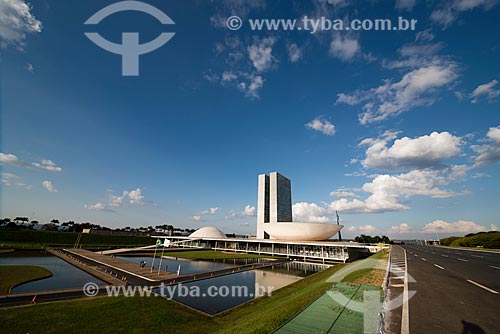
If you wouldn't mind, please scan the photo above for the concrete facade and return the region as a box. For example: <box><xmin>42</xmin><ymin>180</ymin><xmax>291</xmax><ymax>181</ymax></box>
<box><xmin>258</xmin><ymin>172</ymin><xmax>292</xmax><ymax>239</ymax></box>
<box><xmin>269</xmin><ymin>172</ymin><xmax>293</xmax><ymax>223</ymax></box>
<box><xmin>256</xmin><ymin>171</ymin><xmax>344</xmax><ymax>241</ymax></box>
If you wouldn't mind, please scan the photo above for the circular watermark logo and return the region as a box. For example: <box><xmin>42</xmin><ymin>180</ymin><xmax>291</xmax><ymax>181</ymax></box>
<box><xmin>226</xmin><ymin>16</ymin><xmax>243</xmax><ymax>30</ymax></box>
<box><xmin>83</xmin><ymin>282</ymin><xmax>99</xmax><ymax>297</ymax></box>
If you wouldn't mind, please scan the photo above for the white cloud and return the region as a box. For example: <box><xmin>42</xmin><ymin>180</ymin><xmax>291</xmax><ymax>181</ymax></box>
<box><xmin>192</xmin><ymin>215</ymin><xmax>202</xmax><ymax>222</ymax></box>
<box><xmin>360</xmin><ymin>131</ymin><xmax>462</xmax><ymax>170</ymax></box>
<box><xmin>0</xmin><ymin>0</ymin><xmax>42</xmax><ymax>49</ymax></box>
<box><xmin>287</xmin><ymin>43</ymin><xmax>302</xmax><ymax>63</ymax></box>
<box><xmin>108</xmin><ymin>188</ymin><xmax>149</xmax><ymax>207</ymax></box>
<box><xmin>473</xmin><ymin>125</ymin><xmax>500</xmax><ymax>167</ymax></box>
<box><xmin>242</xmin><ymin>205</ymin><xmax>256</xmax><ymax>216</ymax></box>
<box><xmin>41</xmin><ymin>180</ymin><xmax>57</xmax><ymax>192</ymax></box>
<box><xmin>330</xmin><ymin>190</ymin><xmax>358</xmax><ymax>198</ymax></box>
<box><xmin>26</xmin><ymin>62</ymin><xmax>34</xmax><ymax>72</ymax></box>
<box><xmin>0</xmin><ymin>153</ymin><xmax>62</xmax><ymax>172</ymax></box>
<box><xmin>422</xmin><ymin>219</ymin><xmax>487</xmax><ymax>233</ymax></box>
<box><xmin>1</xmin><ymin>172</ymin><xmax>31</xmax><ymax>189</ymax></box>
<box><xmin>337</xmin><ymin>63</ymin><xmax>458</xmax><ymax>124</ymax></box>
<box><xmin>395</xmin><ymin>0</ymin><xmax>416</xmax><ymax>11</ymax></box>
<box><xmin>329</xmin><ymin>35</ymin><xmax>360</xmax><ymax>62</ymax></box>
<box><xmin>84</xmin><ymin>202</ymin><xmax>115</xmax><ymax>212</ymax></box>
<box><xmin>431</xmin><ymin>0</ymin><xmax>499</xmax><ymax>28</ymax></box>
<box><xmin>305</xmin><ymin>117</ymin><xmax>336</xmax><ymax>136</ymax></box>
<box><xmin>347</xmin><ymin>224</ymin><xmax>378</xmax><ymax>233</ymax></box>
<box><xmin>388</xmin><ymin>223</ymin><xmax>411</xmax><ymax>234</ymax></box>
<box><xmin>238</xmin><ymin>75</ymin><xmax>264</xmax><ymax>99</ymax></box>
<box><xmin>87</xmin><ymin>188</ymin><xmax>153</xmax><ymax>210</ymax></box>
<box><xmin>200</xmin><ymin>207</ymin><xmax>219</xmax><ymax>215</ymax></box>
<box><xmin>292</xmin><ymin>202</ymin><xmax>330</xmax><ymax>223</ymax></box>
<box><xmin>470</xmin><ymin>79</ymin><xmax>500</xmax><ymax>103</ymax></box>
<box><xmin>329</xmin><ymin>168</ymin><xmax>466</xmax><ymax>214</ymax></box>
<box><xmin>415</xmin><ymin>29</ymin><xmax>435</xmax><ymax>42</ymax></box>
<box><xmin>226</xmin><ymin>205</ymin><xmax>256</xmax><ymax>220</ymax></box>
<box><xmin>248</xmin><ymin>37</ymin><xmax>276</xmax><ymax>72</ymax></box>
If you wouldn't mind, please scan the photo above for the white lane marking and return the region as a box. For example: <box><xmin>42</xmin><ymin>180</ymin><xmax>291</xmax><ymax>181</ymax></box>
<box><xmin>414</xmin><ymin>254</ymin><xmax>418</xmax><ymax>257</ymax></box>
<box><xmin>466</xmin><ymin>280</ymin><xmax>499</xmax><ymax>294</ymax></box>
<box><xmin>471</xmin><ymin>255</ymin><xmax>483</xmax><ymax>258</ymax></box>
<box><xmin>390</xmin><ymin>284</ymin><xmax>404</xmax><ymax>288</ymax></box>
<box><xmin>421</xmin><ymin>258</ymin><xmax>426</xmax><ymax>261</ymax></box>
<box><xmin>489</xmin><ymin>265</ymin><xmax>500</xmax><ymax>270</ymax></box>
<box><xmin>401</xmin><ymin>246</ymin><xmax>410</xmax><ymax>334</ymax></box>
<box><xmin>457</xmin><ymin>258</ymin><xmax>468</xmax><ymax>262</ymax></box>
<box><xmin>431</xmin><ymin>252</ymin><xmax>436</xmax><ymax>254</ymax></box>
<box><xmin>441</xmin><ymin>255</ymin><xmax>449</xmax><ymax>257</ymax></box>
<box><xmin>434</xmin><ymin>264</ymin><xmax>445</xmax><ymax>270</ymax></box>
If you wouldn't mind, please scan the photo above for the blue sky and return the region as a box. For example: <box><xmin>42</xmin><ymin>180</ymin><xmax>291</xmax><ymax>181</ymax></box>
<box><xmin>1</xmin><ymin>0</ymin><xmax>499</xmax><ymax>239</ymax></box>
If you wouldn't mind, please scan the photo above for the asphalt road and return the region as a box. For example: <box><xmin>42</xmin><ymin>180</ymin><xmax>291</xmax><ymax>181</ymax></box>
<box><xmin>388</xmin><ymin>245</ymin><xmax>500</xmax><ymax>334</ymax></box>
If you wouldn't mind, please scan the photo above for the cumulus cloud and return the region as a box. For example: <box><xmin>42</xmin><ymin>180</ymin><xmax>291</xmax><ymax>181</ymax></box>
<box><xmin>205</xmin><ymin>34</ymin><xmax>272</xmax><ymax>99</ymax></box>
<box><xmin>192</xmin><ymin>215</ymin><xmax>203</xmax><ymax>222</ymax></box>
<box><xmin>473</xmin><ymin>125</ymin><xmax>500</xmax><ymax>167</ymax></box>
<box><xmin>388</xmin><ymin>223</ymin><xmax>411</xmax><ymax>234</ymax></box>
<box><xmin>422</xmin><ymin>219</ymin><xmax>488</xmax><ymax>233</ymax></box>
<box><xmin>347</xmin><ymin>224</ymin><xmax>377</xmax><ymax>233</ymax></box>
<box><xmin>431</xmin><ymin>0</ymin><xmax>499</xmax><ymax>29</ymax></box>
<box><xmin>292</xmin><ymin>202</ymin><xmax>330</xmax><ymax>223</ymax></box>
<box><xmin>329</xmin><ymin>168</ymin><xmax>467</xmax><ymax>214</ymax></box>
<box><xmin>200</xmin><ymin>207</ymin><xmax>219</xmax><ymax>215</ymax></box>
<box><xmin>0</xmin><ymin>0</ymin><xmax>42</xmax><ymax>49</ymax></box>
<box><xmin>248</xmin><ymin>37</ymin><xmax>276</xmax><ymax>72</ymax></box>
<box><xmin>41</xmin><ymin>180</ymin><xmax>57</xmax><ymax>192</ymax></box>
<box><xmin>226</xmin><ymin>205</ymin><xmax>256</xmax><ymax>220</ymax></box>
<box><xmin>305</xmin><ymin>117</ymin><xmax>336</xmax><ymax>136</ymax></box>
<box><xmin>108</xmin><ymin>188</ymin><xmax>145</xmax><ymax>207</ymax></box>
<box><xmin>86</xmin><ymin>188</ymin><xmax>153</xmax><ymax>212</ymax></box>
<box><xmin>238</xmin><ymin>75</ymin><xmax>264</xmax><ymax>99</ymax></box>
<box><xmin>329</xmin><ymin>34</ymin><xmax>360</xmax><ymax>62</ymax></box>
<box><xmin>360</xmin><ymin>131</ymin><xmax>462</xmax><ymax>170</ymax></box>
<box><xmin>0</xmin><ymin>153</ymin><xmax>62</xmax><ymax>172</ymax></box>
<box><xmin>470</xmin><ymin>79</ymin><xmax>500</xmax><ymax>103</ymax></box>
<box><xmin>337</xmin><ymin>63</ymin><xmax>458</xmax><ymax>124</ymax></box>
<box><xmin>287</xmin><ymin>43</ymin><xmax>302</xmax><ymax>63</ymax></box>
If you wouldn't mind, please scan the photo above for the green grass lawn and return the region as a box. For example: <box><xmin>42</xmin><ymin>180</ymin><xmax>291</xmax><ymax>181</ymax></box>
<box><xmin>0</xmin><ymin>265</ymin><xmax>53</xmax><ymax>294</ymax></box>
<box><xmin>0</xmin><ymin>230</ymin><xmax>153</xmax><ymax>249</ymax></box>
<box><xmin>0</xmin><ymin>264</ymin><xmax>343</xmax><ymax>334</ymax></box>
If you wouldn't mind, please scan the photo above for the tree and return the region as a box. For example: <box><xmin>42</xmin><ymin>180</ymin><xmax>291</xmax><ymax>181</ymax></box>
<box><xmin>14</xmin><ymin>217</ymin><xmax>29</xmax><ymax>228</ymax></box>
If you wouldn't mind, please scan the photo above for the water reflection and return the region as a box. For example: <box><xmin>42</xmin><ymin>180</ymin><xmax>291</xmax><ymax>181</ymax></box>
<box><xmin>0</xmin><ymin>252</ymin><xmax>106</xmax><ymax>292</ymax></box>
<box><xmin>153</xmin><ymin>261</ymin><xmax>329</xmax><ymax>315</ymax></box>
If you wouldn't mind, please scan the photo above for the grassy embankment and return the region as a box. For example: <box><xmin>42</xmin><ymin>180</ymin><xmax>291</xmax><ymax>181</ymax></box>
<box><xmin>342</xmin><ymin>248</ymin><xmax>389</xmax><ymax>286</ymax></box>
<box><xmin>0</xmin><ymin>263</ymin><xmax>342</xmax><ymax>334</ymax></box>
<box><xmin>0</xmin><ymin>230</ymin><xmax>153</xmax><ymax>249</ymax></box>
<box><xmin>440</xmin><ymin>231</ymin><xmax>500</xmax><ymax>250</ymax></box>
<box><xmin>0</xmin><ymin>265</ymin><xmax>53</xmax><ymax>294</ymax></box>
<box><xmin>0</xmin><ymin>250</ymin><xmax>389</xmax><ymax>333</ymax></box>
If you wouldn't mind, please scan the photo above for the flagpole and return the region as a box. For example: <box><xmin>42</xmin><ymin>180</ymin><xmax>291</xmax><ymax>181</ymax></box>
<box><xmin>150</xmin><ymin>239</ymin><xmax>159</xmax><ymax>273</ymax></box>
<box><xmin>157</xmin><ymin>239</ymin><xmax>166</xmax><ymax>276</ymax></box>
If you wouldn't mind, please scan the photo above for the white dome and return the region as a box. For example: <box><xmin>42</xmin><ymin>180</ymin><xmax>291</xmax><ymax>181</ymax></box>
<box><xmin>189</xmin><ymin>226</ymin><xmax>226</xmax><ymax>239</ymax></box>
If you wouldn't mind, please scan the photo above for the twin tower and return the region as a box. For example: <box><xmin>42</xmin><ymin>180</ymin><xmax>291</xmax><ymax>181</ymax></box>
<box><xmin>257</xmin><ymin>172</ymin><xmax>293</xmax><ymax>239</ymax></box>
